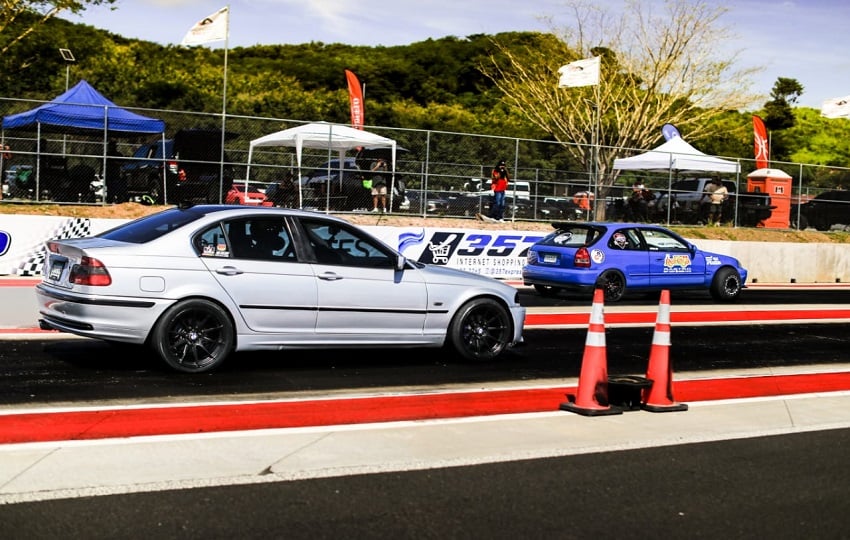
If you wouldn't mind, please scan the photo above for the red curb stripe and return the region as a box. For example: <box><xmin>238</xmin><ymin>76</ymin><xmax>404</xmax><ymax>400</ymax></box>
<box><xmin>2</xmin><ymin>372</ymin><xmax>849</xmax><ymax>444</ymax></box>
<box><xmin>0</xmin><ymin>278</ymin><xmax>40</xmax><ymax>287</ymax></box>
<box><xmin>525</xmin><ymin>309</ymin><xmax>850</xmax><ymax>326</ymax></box>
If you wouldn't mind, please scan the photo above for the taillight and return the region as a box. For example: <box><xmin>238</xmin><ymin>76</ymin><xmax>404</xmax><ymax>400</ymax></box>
<box><xmin>69</xmin><ymin>256</ymin><xmax>112</xmax><ymax>286</ymax></box>
<box><xmin>574</xmin><ymin>247</ymin><xmax>591</xmax><ymax>268</ymax></box>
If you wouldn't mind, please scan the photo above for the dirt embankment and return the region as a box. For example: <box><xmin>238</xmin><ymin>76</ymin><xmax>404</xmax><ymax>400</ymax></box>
<box><xmin>1</xmin><ymin>201</ymin><xmax>847</xmax><ymax>244</ymax></box>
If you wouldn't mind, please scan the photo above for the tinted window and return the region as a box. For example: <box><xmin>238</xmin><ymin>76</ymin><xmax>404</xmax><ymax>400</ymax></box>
<box><xmin>98</xmin><ymin>207</ymin><xmax>206</xmax><ymax>243</ymax></box>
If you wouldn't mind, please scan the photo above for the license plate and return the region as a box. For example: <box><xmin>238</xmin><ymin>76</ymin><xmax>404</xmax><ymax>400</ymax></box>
<box><xmin>543</xmin><ymin>253</ymin><xmax>558</xmax><ymax>264</ymax></box>
<box><xmin>48</xmin><ymin>260</ymin><xmax>65</xmax><ymax>281</ymax></box>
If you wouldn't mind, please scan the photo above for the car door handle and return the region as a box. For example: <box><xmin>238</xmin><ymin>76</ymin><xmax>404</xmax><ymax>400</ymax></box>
<box><xmin>216</xmin><ymin>266</ymin><xmax>244</xmax><ymax>276</ymax></box>
<box><xmin>318</xmin><ymin>272</ymin><xmax>343</xmax><ymax>281</ymax></box>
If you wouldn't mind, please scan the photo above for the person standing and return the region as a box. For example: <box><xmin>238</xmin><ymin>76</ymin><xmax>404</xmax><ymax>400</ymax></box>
<box><xmin>702</xmin><ymin>178</ymin><xmax>728</xmax><ymax>226</ymax></box>
<box><xmin>370</xmin><ymin>158</ymin><xmax>388</xmax><ymax>213</ymax></box>
<box><xmin>628</xmin><ymin>181</ymin><xmax>652</xmax><ymax>222</ymax></box>
<box><xmin>489</xmin><ymin>160</ymin><xmax>510</xmax><ymax>221</ymax></box>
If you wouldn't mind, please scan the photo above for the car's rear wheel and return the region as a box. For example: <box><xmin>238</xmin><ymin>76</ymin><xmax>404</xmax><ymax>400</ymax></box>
<box><xmin>710</xmin><ymin>267</ymin><xmax>742</xmax><ymax>302</ymax></box>
<box><xmin>151</xmin><ymin>299</ymin><xmax>235</xmax><ymax>373</ymax></box>
<box><xmin>447</xmin><ymin>298</ymin><xmax>512</xmax><ymax>361</ymax></box>
<box><xmin>533</xmin><ymin>284</ymin><xmax>561</xmax><ymax>297</ymax></box>
<box><xmin>597</xmin><ymin>270</ymin><xmax>626</xmax><ymax>302</ymax></box>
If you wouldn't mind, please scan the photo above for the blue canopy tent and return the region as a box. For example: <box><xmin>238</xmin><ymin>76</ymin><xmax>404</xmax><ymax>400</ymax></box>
<box><xmin>1</xmin><ymin>80</ymin><xmax>165</xmax><ymax>202</ymax></box>
<box><xmin>2</xmin><ymin>79</ymin><xmax>164</xmax><ymax>135</ymax></box>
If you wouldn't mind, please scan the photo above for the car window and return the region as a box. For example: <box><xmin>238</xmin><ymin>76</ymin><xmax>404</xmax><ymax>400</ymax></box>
<box><xmin>545</xmin><ymin>225</ymin><xmax>600</xmax><ymax>247</ymax></box>
<box><xmin>609</xmin><ymin>228</ymin><xmax>642</xmax><ymax>250</ymax></box>
<box><xmin>196</xmin><ymin>223</ymin><xmax>230</xmax><ymax>257</ymax></box>
<box><xmin>99</xmin><ymin>207</ymin><xmax>205</xmax><ymax>243</ymax></box>
<box><xmin>299</xmin><ymin>218</ymin><xmax>394</xmax><ymax>267</ymax></box>
<box><xmin>222</xmin><ymin>218</ymin><xmax>295</xmax><ymax>261</ymax></box>
<box><xmin>639</xmin><ymin>228</ymin><xmax>689</xmax><ymax>251</ymax></box>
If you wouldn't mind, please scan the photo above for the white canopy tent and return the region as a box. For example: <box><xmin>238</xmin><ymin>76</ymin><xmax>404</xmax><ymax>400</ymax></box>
<box><xmin>613</xmin><ymin>135</ymin><xmax>740</xmax><ymax>174</ymax></box>
<box><xmin>246</xmin><ymin>121</ymin><xmax>397</xmax><ymax>209</ymax></box>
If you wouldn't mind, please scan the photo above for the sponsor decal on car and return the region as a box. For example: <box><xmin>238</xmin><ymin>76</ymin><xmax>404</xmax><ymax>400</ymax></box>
<box><xmin>590</xmin><ymin>249</ymin><xmax>605</xmax><ymax>264</ymax></box>
<box><xmin>663</xmin><ymin>253</ymin><xmax>693</xmax><ymax>273</ymax></box>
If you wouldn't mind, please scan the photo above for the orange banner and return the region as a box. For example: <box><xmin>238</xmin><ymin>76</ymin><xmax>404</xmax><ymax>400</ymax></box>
<box><xmin>345</xmin><ymin>69</ymin><xmax>364</xmax><ymax>130</ymax></box>
<box><xmin>753</xmin><ymin>115</ymin><xmax>769</xmax><ymax>169</ymax></box>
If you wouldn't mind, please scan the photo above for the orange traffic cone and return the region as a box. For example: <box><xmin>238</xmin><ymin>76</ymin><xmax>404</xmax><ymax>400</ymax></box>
<box><xmin>560</xmin><ymin>288</ymin><xmax>622</xmax><ymax>416</ymax></box>
<box><xmin>641</xmin><ymin>289</ymin><xmax>688</xmax><ymax>412</ymax></box>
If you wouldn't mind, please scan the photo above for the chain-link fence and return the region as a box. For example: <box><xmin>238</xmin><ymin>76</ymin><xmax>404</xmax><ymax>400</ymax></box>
<box><xmin>2</xmin><ymin>97</ymin><xmax>848</xmax><ymax>230</ymax></box>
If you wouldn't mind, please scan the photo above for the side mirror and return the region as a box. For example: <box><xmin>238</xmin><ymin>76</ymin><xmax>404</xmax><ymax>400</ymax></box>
<box><xmin>395</xmin><ymin>254</ymin><xmax>407</xmax><ymax>272</ymax></box>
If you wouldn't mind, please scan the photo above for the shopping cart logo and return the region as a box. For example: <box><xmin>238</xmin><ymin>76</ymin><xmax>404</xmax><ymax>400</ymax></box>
<box><xmin>420</xmin><ymin>232</ymin><xmax>461</xmax><ymax>265</ymax></box>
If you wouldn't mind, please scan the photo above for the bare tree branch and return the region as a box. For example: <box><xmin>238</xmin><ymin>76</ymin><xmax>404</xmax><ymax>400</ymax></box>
<box><xmin>482</xmin><ymin>0</ymin><xmax>764</xmax><ymax>218</ymax></box>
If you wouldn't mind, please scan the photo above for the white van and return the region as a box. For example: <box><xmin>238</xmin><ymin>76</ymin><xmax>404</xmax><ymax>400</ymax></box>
<box><xmin>511</xmin><ymin>180</ymin><xmax>531</xmax><ymax>200</ymax></box>
<box><xmin>464</xmin><ymin>177</ymin><xmax>530</xmax><ymax>200</ymax></box>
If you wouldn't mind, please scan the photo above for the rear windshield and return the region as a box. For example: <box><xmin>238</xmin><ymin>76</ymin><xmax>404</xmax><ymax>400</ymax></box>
<box><xmin>542</xmin><ymin>224</ymin><xmax>603</xmax><ymax>247</ymax></box>
<box><xmin>98</xmin><ymin>207</ymin><xmax>208</xmax><ymax>244</ymax></box>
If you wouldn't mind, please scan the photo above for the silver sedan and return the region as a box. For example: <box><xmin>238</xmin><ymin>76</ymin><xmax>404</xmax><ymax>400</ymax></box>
<box><xmin>36</xmin><ymin>205</ymin><xmax>526</xmax><ymax>373</ymax></box>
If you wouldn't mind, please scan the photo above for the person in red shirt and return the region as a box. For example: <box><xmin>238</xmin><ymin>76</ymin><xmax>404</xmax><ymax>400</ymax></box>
<box><xmin>489</xmin><ymin>160</ymin><xmax>509</xmax><ymax>221</ymax></box>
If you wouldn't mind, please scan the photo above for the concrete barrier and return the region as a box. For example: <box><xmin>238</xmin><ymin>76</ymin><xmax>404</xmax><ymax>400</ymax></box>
<box><xmin>2</xmin><ymin>213</ymin><xmax>848</xmax><ymax>283</ymax></box>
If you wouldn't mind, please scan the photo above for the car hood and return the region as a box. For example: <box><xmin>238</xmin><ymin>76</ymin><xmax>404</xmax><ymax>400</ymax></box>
<box><xmin>414</xmin><ymin>261</ymin><xmax>514</xmax><ymax>289</ymax></box>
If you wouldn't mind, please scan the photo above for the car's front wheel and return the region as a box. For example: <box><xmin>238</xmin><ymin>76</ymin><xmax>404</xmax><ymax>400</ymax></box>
<box><xmin>447</xmin><ymin>298</ymin><xmax>512</xmax><ymax>361</ymax></box>
<box><xmin>597</xmin><ymin>270</ymin><xmax>626</xmax><ymax>302</ymax></box>
<box><xmin>150</xmin><ymin>299</ymin><xmax>235</xmax><ymax>373</ymax></box>
<box><xmin>710</xmin><ymin>267</ymin><xmax>742</xmax><ymax>302</ymax></box>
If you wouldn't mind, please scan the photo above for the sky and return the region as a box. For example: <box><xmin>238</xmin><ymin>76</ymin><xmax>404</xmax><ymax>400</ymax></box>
<box><xmin>60</xmin><ymin>0</ymin><xmax>850</xmax><ymax>110</ymax></box>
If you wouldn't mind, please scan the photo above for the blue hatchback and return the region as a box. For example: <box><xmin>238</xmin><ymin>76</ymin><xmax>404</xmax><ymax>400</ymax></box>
<box><xmin>522</xmin><ymin>222</ymin><xmax>748</xmax><ymax>302</ymax></box>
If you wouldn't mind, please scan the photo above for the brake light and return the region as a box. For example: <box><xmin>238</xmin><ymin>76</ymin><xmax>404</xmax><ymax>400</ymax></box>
<box><xmin>574</xmin><ymin>247</ymin><xmax>591</xmax><ymax>268</ymax></box>
<box><xmin>69</xmin><ymin>256</ymin><xmax>112</xmax><ymax>286</ymax></box>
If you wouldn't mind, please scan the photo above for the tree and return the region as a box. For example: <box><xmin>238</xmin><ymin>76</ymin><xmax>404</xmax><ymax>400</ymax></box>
<box><xmin>761</xmin><ymin>77</ymin><xmax>805</xmax><ymax>162</ymax></box>
<box><xmin>481</xmin><ymin>0</ymin><xmax>763</xmax><ymax>218</ymax></box>
<box><xmin>0</xmin><ymin>0</ymin><xmax>117</xmax><ymax>59</ymax></box>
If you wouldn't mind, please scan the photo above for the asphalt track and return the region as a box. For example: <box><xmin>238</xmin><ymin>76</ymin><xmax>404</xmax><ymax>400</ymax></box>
<box><xmin>2</xmin><ymin>277</ymin><xmax>850</xmax><ymax>538</ymax></box>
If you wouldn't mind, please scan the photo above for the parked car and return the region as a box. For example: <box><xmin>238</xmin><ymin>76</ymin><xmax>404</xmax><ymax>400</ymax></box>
<box><xmin>120</xmin><ymin>128</ymin><xmax>236</xmax><ymax>205</ymax></box>
<box><xmin>224</xmin><ymin>183</ymin><xmax>273</xmax><ymax>206</ymax></box>
<box><xmin>522</xmin><ymin>221</ymin><xmax>748</xmax><ymax>302</ymax></box>
<box><xmin>36</xmin><ymin>205</ymin><xmax>526</xmax><ymax>373</ymax></box>
<box><xmin>481</xmin><ymin>194</ymin><xmax>563</xmax><ymax>221</ymax></box>
<box><xmin>793</xmin><ymin>190</ymin><xmax>850</xmax><ymax>231</ymax></box>
<box><xmin>404</xmin><ymin>189</ymin><xmax>451</xmax><ymax>214</ymax></box>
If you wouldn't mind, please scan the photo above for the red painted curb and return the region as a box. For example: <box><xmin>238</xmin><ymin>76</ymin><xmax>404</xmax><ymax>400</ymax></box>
<box><xmin>1</xmin><ymin>371</ymin><xmax>848</xmax><ymax>444</ymax></box>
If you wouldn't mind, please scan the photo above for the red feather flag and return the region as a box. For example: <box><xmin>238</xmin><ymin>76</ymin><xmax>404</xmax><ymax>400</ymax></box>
<box><xmin>344</xmin><ymin>69</ymin><xmax>364</xmax><ymax>130</ymax></box>
<box><xmin>753</xmin><ymin>115</ymin><xmax>769</xmax><ymax>169</ymax></box>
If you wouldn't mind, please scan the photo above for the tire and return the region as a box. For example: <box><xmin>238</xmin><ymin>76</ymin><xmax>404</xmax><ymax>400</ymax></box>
<box><xmin>791</xmin><ymin>214</ymin><xmax>808</xmax><ymax>230</ymax></box>
<box><xmin>596</xmin><ymin>270</ymin><xmax>626</xmax><ymax>302</ymax></box>
<box><xmin>533</xmin><ymin>284</ymin><xmax>561</xmax><ymax>297</ymax></box>
<box><xmin>710</xmin><ymin>267</ymin><xmax>742</xmax><ymax>302</ymax></box>
<box><xmin>150</xmin><ymin>299</ymin><xmax>235</xmax><ymax>373</ymax></box>
<box><xmin>447</xmin><ymin>297</ymin><xmax>513</xmax><ymax>361</ymax></box>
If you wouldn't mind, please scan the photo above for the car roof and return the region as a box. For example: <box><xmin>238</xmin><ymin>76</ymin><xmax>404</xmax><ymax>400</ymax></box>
<box><xmin>551</xmin><ymin>221</ymin><xmax>661</xmax><ymax>229</ymax></box>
